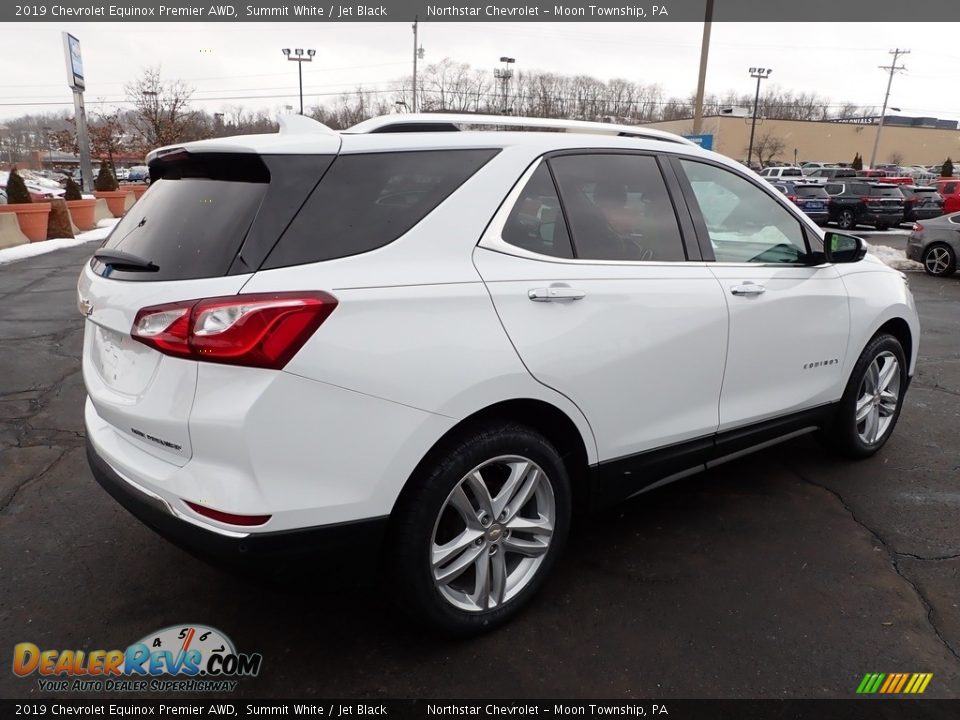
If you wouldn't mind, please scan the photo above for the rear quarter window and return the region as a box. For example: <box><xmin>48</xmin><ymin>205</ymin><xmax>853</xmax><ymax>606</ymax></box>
<box><xmin>262</xmin><ymin>149</ymin><xmax>498</xmax><ymax>269</ymax></box>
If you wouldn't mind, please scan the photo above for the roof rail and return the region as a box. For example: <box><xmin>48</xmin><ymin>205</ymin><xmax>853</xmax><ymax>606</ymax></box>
<box><xmin>344</xmin><ymin>113</ymin><xmax>697</xmax><ymax>146</ymax></box>
<box><xmin>277</xmin><ymin>113</ymin><xmax>337</xmax><ymax>135</ymax></box>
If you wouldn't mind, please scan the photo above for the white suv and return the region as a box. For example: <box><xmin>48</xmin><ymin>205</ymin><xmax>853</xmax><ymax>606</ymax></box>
<box><xmin>80</xmin><ymin>114</ymin><xmax>919</xmax><ymax>635</ymax></box>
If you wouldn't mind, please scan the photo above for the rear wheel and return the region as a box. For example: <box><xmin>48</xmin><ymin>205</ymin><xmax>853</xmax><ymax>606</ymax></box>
<box><xmin>837</xmin><ymin>209</ymin><xmax>856</xmax><ymax>230</ymax></box>
<box><xmin>875</xmin><ymin>222</ymin><xmax>889</xmax><ymax>231</ymax></box>
<box><xmin>821</xmin><ymin>334</ymin><xmax>907</xmax><ymax>459</ymax></box>
<box><xmin>921</xmin><ymin>243</ymin><xmax>957</xmax><ymax>277</ymax></box>
<box><xmin>388</xmin><ymin>423</ymin><xmax>571</xmax><ymax>636</ymax></box>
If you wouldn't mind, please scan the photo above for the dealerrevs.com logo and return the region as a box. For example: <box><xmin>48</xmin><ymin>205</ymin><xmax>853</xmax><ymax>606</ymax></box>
<box><xmin>13</xmin><ymin>624</ymin><xmax>263</xmax><ymax>693</ymax></box>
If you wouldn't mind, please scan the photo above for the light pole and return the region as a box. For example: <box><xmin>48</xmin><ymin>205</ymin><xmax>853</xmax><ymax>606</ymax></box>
<box><xmin>746</xmin><ymin>67</ymin><xmax>772</xmax><ymax>169</ymax></box>
<box><xmin>282</xmin><ymin>47</ymin><xmax>315</xmax><ymax>115</ymax></box>
<box><xmin>494</xmin><ymin>57</ymin><xmax>515</xmax><ymax>115</ymax></box>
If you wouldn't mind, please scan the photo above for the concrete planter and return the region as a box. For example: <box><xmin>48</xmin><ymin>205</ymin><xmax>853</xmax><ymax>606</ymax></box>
<box><xmin>0</xmin><ymin>202</ymin><xmax>52</xmax><ymax>242</ymax></box>
<box><xmin>126</xmin><ymin>183</ymin><xmax>149</xmax><ymax>200</ymax></box>
<box><xmin>94</xmin><ymin>190</ymin><xmax>132</xmax><ymax>217</ymax></box>
<box><xmin>65</xmin><ymin>198</ymin><xmax>98</xmax><ymax>231</ymax></box>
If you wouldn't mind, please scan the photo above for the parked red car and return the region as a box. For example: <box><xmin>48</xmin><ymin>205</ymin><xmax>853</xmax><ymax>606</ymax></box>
<box><xmin>936</xmin><ymin>179</ymin><xmax>960</xmax><ymax>214</ymax></box>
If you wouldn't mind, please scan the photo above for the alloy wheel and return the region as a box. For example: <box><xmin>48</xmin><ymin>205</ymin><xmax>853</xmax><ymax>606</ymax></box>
<box><xmin>923</xmin><ymin>246</ymin><xmax>953</xmax><ymax>276</ymax></box>
<box><xmin>430</xmin><ymin>455</ymin><xmax>556</xmax><ymax>613</ymax></box>
<box><xmin>839</xmin><ymin>210</ymin><xmax>855</xmax><ymax>230</ymax></box>
<box><xmin>855</xmin><ymin>351</ymin><xmax>901</xmax><ymax>445</ymax></box>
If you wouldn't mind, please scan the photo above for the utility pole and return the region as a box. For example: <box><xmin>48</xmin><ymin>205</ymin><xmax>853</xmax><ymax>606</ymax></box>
<box><xmin>692</xmin><ymin>0</ymin><xmax>714</xmax><ymax>134</ymax></box>
<box><xmin>412</xmin><ymin>17</ymin><xmax>419</xmax><ymax>113</ymax></box>
<box><xmin>869</xmin><ymin>48</ymin><xmax>909</xmax><ymax>170</ymax></box>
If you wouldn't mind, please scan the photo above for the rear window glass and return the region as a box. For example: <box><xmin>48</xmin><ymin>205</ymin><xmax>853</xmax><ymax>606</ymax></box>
<box><xmin>94</xmin><ymin>155</ymin><xmax>269</xmax><ymax>282</ymax></box>
<box><xmin>263</xmin><ymin>149</ymin><xmax>498</xmax><ymax>269</ymax></box>
<box><xmin>502</xmin><ymin>164</ymin><xmax>573</xmax><ymax>259</ymax></box>
<box><xmin>913</xmin><ymin>187</ymin><xmax>938</xmax><ymax>195</ymax></box>
<box><xmin>550</xmin><ymin>153</ymin><xmax>686</xmax><ymax>262</ymax></box>
<box><xmin>781</xmin><ymin>168</ymin><xmax>803</xmax><ymax>177</ymax></box>
<box><xmin>795</xmin><ymin>186</ymin><xmax>829</xmax><ymax>198</ymax></box>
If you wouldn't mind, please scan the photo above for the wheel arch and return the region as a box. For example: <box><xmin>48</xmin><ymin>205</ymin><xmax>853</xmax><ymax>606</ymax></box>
<box><xmin>391</xmin><ymin>398</ymin><xmax>595</xmax><ymax>519</ymax></box>
<box><xmin>875</xmin><ymin>316</ymin><xmax>913</xmax><ymax>372</ymax></box>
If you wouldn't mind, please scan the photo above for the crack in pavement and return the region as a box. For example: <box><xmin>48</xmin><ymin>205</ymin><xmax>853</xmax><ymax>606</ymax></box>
<box><xmin>895</xmin><ymin>551</ymin><xmax>960</xmax><ymax>562</ymax></box>
<box><xmin>911</xmin><ymin>382</ymin><xmax>960</xmax><ymax>399</ymax></box>
<box><xmin>790</xmin><ymin>466</ymin><xmax>960</xmax><ymax>664</ymax></box>
<box><xmin>0</xmin><ymin>448</ymin><xmax>69</xmax><ymax>514</ymax></box>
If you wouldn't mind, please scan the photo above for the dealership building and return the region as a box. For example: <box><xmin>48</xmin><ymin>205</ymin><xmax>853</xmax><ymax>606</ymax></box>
<box><xmin>644</xmin><ymin>114</ymin><xmax>960</xmax><ymax>166</ymax></box>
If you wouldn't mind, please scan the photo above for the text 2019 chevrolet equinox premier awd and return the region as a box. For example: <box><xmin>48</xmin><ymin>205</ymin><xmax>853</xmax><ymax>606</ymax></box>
<box><xmin>80</xmin><ymin>114</ymin><xmax>919</xmax><ymax>635</ymax></box>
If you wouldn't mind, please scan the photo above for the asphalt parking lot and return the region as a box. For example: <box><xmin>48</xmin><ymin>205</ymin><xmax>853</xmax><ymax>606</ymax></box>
<box><xmin>1</xmin><ymin>234</ymin><xmax>958</xmax><ymax>700</ymax></box>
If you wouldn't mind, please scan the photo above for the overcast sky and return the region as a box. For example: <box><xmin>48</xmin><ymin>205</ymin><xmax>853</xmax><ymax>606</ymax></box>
<box><xmin>3</xmin><ymin>22</ymin><xmax>958</xmax><ymax>122</ymax></box>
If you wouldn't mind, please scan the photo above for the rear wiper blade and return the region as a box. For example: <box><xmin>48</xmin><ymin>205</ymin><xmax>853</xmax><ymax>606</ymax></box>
<box><xmin>92</xmin><ymin>249</ymin><xmax>159</xmax><ymax>272</ymax></box>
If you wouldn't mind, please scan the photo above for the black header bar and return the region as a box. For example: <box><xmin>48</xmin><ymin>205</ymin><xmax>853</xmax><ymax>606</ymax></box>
<box><xmin>4</xmin><ymin>0</ymin><xmax>960</xmax><ymax>23</ymax></box>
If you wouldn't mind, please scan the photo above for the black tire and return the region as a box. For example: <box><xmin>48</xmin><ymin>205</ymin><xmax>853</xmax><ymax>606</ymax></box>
<box><xmin>875</xmin><ymin>222</ymin><xmax>889</xmax><ymax>231</ymax></box>
<box><xmin>820</xmin><ymin>333</ymin><xmax>907</xmax><ymax>459</ymax></box>
<box><xmin>387</xmin><ymin>423</ymin><xmax>571</xmax><ymax>636</ymax></box>
<box><xmin>837</xmin><ymin>209</ymin><xmax>856</xmax><ymax>230</ymax></box>
<box><xmin>921</xmin><ymin>243</ymin><xmax>957</xmax><ymax>277</ymax></box>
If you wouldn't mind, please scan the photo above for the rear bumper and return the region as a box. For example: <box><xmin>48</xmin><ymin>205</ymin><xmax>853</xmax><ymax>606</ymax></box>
<box><xmin>86</xmin><ymin>438</ymin><xmax>388</xmax><ymax>568</ymax></box>
<box><xmin>802</xmin><ymin>210</ymin><xmax>829</xmax><ymax>223</ymax></box>
<box><xmin>862</xmin><ymin>210</ymin><xmax>904</xmax><ymax>225</ymax></box>
<box><xmin>905</xmin><ymin>208</ymin><xmax>943</xmax><ymax>221</ymax></box>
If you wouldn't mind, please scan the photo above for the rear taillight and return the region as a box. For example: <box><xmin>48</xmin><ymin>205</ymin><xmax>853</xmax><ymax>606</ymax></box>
<box><xmin>131</xmin><ymin>291</ymin><xmax>337</xmax><ymax>369</ymax></box>
<box><xmin>861</xmin><ymin>196</ymin><xmax>881</xmax><ymax>204</ymax></box>
<box><xmin>786</xmin><ymin>195</ymin><xmax>799</xmax><ymax>202</ymax></box>
<box><xmin>913</xmin><ymin>223</ymin><xmax>924</xmax><ymax>233</ymax></box>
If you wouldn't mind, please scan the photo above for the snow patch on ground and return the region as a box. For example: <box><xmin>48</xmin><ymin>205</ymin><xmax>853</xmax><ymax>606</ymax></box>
<box><xmin>865</xmin><ymin>242</ymin><xmax>923</xmax><ymax>272</ymax></box>
<box><xmin>0</xmin><ymin>220</ymin><xmax>117</xmax><ymax>266</ymax></box>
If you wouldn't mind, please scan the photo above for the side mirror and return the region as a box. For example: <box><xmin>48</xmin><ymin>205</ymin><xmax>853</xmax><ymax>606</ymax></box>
<box><xmin>823</xmin><ymin>231</ymin><xmax>867</xmax><ymax>263</ymax></box>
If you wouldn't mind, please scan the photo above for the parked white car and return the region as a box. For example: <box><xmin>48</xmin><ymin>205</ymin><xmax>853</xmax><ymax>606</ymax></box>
<box><xmin>80</xmin><ymin>114</ymin><xmax>919</xmax><ymax>635</ymax></box>
<box><xmin>758</xmin><ymin>165</ymin><xmax>805</xmax><ymax>180</ymax></box>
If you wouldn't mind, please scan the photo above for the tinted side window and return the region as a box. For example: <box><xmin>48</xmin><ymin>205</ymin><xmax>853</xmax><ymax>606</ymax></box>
<box><xmin>679</xmin><ymin>159</ymin><xmax>808</xmax><ymax>264</ymax></box>
<box><xmin>263</xmin><ymin>149</ymin><xmax>498</xmax><ymax>269</ymax></box>
<box><xmin>501</xmin><ymin>164</ymin><xmax>573</xmax><ymax>259</ymax></box>
<box><xmin>549</xmin><ymin>154</ymin><xmax>685</xmax><ymax>262</ymax></box>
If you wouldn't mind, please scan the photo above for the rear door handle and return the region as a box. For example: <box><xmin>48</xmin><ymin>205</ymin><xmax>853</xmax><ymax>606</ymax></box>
<box><xmin>730</xmin><ymin>283</ymin><xmax>766</xmax><ymax>296</ymax></box>
<box><xmin>528</xmin><ymin>286</ymin><xmax>587</xmax><ymax>302</ymax></box>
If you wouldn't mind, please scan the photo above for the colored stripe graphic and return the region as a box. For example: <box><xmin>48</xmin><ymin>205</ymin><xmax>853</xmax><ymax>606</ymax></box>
<box><xmin>857</xmin><ymin>672</ymin><xmax>932</xmax><ymax>694</ymax></box>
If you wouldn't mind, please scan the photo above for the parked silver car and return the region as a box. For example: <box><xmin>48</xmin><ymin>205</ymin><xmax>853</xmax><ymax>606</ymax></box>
<box><xmin>906</xmin><ymin>212</ymin><xmax>960</xmax><ymax>276</ymax></box>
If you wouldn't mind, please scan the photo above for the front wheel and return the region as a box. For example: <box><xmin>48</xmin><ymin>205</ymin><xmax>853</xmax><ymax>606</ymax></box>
<box><xmin>821</xmin><ymin>334</ymin><xmax>907</xmax><ymax>459</ymax></box>
<box><xmin>922</xmin><ymin>243</ymin><xmax>957</xmax><ymax>277</ymax></box>
<box><xmin>388</xmin><ymin>423</ymin><xmax>571</xmax><ymax>636</ymax></box>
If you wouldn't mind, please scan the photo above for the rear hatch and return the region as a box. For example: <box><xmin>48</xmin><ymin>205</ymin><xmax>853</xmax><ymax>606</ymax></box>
<box><xmin>79</xmin><ymin>148</ymin><xmax>337</xmax><ymax>464</ymax></box>
<box><xmin>867</xmin><ymin>184</ymin><xmax>906</xmax><ymax>213</ymax></box>
<box><xmin>792</xmin><ymin>184</ymin><xmax>829</xmax><ymax>212</ymax></box>
<box><xmin>908</xmin><ymin>187</ymin><xmax>943</xmax><ymax>210</ymax></box>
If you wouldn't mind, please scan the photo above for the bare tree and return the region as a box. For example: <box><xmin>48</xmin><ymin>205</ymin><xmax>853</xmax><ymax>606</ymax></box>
<box><xmin>888</xmin><ymin>151</ymin><xmax>905</xmax><ymax>166</ymax></box>
<box><xmin>748</xmin><ymin>131</ymin><xmax>787</xmax><ymax>167</ymax></box>
<box><xmin>125</xmin><ymin>67</ymin><xmax>201</xmax><ymax>153</ymax></box>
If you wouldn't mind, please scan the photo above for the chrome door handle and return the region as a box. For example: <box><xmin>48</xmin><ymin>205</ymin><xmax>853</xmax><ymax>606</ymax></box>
<box><xmin>528</xmin><ymin>286</ymin><xmax>587</xmax><ymax>302</ymax></box>
<box><xmin>730</xmin><ymin>283</ymin><xmax>766</xmax><ymax>296</ymax></box>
